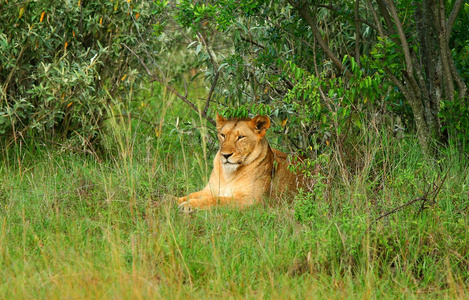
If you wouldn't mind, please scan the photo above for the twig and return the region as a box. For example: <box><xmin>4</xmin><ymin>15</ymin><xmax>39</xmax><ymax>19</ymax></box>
<box><xmin>383</xmin><ymin>0</ymin><xmax>413</xmax><ymax>74</ymax></box>
<box><xmin>102</xmin><ymin>114</ymin><xmax>158</xmax><ymax>127</ymax></box>
<box><xmin>0</xmin><ymin>0</ymin><xmax>29</xmax><ymax>12</ymax></box>
<box><xmin>417</xmin><ymin>169</ymin><xmax>450</xmax><ymax>215</ymax></box>
<box><xmin>197</xmin><ymin>32</ymin><xmax>220</xmax><ymax>117</ymax></box>
<box><xmin>240</xmin><ymin>37</ymin><xmax>295</xmax><ymax>90</ymax></box>
<box><xmin>204</xmin><ymin>71</ymin><xmax>220</xmax><ymax>116</ymax></box>
<box><xmin>368</xmin><ymin>172</ymin><xmax>448</xmax><ymax>231</ymax></box>
<box><xmin>317</xmin><ymin>4</ymin><xmax>379</xmax><ymax>32</ymax></box>
<box><xmin>370</xmin><ymin>196</ymin><xmax>427</xmax><ymax>230</ymax></box>
<box><xmin>446</xmin><ymin>0</ymin><xmax>464</xmax><ymax>40</ymax></box>
<box><xmin>287</xmin><ymin>0</ymin><xmax>350</xmax><ymax>78</ymax></box>
<box><xmin>122</xmin><ymin>43</ymin><xmax>215</xmax><ymax>126</ymax></box>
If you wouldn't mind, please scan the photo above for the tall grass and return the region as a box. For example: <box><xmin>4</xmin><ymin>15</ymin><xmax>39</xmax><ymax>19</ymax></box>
<box><xmin>1</xmin><ymin>91</ymin><xmax>468</xmax><ymax>298</ymax></box>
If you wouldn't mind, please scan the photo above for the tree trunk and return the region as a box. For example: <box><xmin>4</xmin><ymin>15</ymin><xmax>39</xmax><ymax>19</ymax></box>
<box><xmin>375</xmin><ymin>0</ymin><xmax>467</xmax><ymax>155</ymax></box>
<box><xmin>288</xmin><ymin>0</ymin><xmax>467</xmax><ymax>156</ymax></box>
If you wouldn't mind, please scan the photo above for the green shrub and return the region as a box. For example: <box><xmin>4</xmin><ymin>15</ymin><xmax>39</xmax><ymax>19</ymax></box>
<box><xmin>0</xmin><ymin>0</ymin><xmax>163</xmax><ymax>144</ymax></box>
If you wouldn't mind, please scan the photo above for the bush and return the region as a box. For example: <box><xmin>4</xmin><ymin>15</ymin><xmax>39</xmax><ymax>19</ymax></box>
<box><xmin>0</xmin><ymin>0</ymin><xmax>163</xmax><ymax>145</ymax></box>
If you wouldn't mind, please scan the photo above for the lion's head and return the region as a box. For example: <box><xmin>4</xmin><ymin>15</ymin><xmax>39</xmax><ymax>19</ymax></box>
<box><xmin>216</xmin><ymin>114</ymin><xmax>271</xmax><ymax>171</ymax></box>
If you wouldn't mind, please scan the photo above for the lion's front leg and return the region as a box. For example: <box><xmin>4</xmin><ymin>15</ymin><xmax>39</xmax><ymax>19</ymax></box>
<box><xmin>177</xmin><ymin>188</ymin><xmax>212</xmax><ymax>204</ymax></box>
<box><xmin>179</xmin><ymin>196</ymin><xmax>228</xmax><ymax>211</ymax></box>
<box><xmin>178</xmin><ymin>194</ymin><xmax>256</xmax><ymax>212</ymax></box>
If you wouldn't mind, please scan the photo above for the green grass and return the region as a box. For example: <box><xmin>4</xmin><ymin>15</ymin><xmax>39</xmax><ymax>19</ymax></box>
<box><xmin>1</xmin><ymin>115</ymin><xmax>468</xmax><ymax>298</ymax></box>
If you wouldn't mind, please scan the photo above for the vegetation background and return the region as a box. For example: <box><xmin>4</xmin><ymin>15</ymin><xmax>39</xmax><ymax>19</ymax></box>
<box><xmin>1</xmin><ymin>0</ymin><xmax>468</xmax><ymax>298</ymax></box>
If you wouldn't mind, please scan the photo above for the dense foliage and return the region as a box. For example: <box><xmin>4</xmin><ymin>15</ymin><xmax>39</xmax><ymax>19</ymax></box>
<box><xmin>168</xmin><ymin>0</ymin><xmax>469</xmax><ymax>156</ymax></box>
<box><xmin>2</xmin><ymin>0</ymin><xmax>468</xmax><ymax>154</ymax></box>
<box><xmin>0</xmin><ymin>0</ymin><xmax>164</xmax><ymax>144</ymax></box>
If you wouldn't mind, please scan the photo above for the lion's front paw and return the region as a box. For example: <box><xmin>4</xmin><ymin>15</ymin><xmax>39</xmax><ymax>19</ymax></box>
<box><xmin>178</xmin><ymin>201</ymin><xmax>196</xmax><ymax>214</ymax></box>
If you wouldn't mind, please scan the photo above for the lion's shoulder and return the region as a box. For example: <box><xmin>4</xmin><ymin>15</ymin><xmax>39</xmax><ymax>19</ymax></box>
<box><xmin>272</xmin><ymin>148</ymin><xmax>288</xmax><ymax>160</ymax></box>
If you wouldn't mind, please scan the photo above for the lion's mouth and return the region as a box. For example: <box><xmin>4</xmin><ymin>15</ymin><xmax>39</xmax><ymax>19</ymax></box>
<box><xmin>224</xmin><ymin>161</ymin><xmax>242</xmax><ymax>165</ymax></box>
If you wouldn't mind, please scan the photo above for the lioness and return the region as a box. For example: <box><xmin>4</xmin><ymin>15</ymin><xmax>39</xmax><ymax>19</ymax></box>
<box><xmin>178</xmin><ymin>114</ymin><xmax>304</xmax><ymax>211</ymax></box>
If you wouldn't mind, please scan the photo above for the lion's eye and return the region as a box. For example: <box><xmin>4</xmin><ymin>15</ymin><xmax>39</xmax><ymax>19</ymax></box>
<box><xmin>220</xmin><ymin>134</ymin><xmax>225</xmax><ymax>139</ymax></box>
<box><xmin>238</xmin><ymin>135</ymin><xmax>245</xmax><ymax>140</ymax></box>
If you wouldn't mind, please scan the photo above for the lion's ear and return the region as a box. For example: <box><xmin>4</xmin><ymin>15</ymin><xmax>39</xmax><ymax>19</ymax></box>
<box><xmin>250</xmin><ymin>115</ymin><xmax>271</xmax><ymax>137</ymax></box>
<box><xmin>216</xmin><ymin>113</ymin><xmax>227</xmax><ymax>131</ymax></box>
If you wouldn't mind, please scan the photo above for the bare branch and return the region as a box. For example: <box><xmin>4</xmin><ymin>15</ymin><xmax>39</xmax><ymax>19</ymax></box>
<box><xmin>446</xmin><ymin>0</ymin><xmax>464</xmax><ymax>40</ymax></box>
<box><xmin>368</xmin><ymin>171</ymin><xmax>447</xmax><ymax>230</ymax></box>
<box><xmin>102</xmin><ymin>114</ymin><xmax>158</xmax><ymax>127</ymax></box>
<box><xmin>197</xmin><ymin>32</ymin><xmax>221</xmax><ymax>117</ymax></box>
<box><xmin>365</xmin><ymin>0</ymin><xmax>385</xmax><ymax>38</ymax></box>
<box><xmin>241</xmin><ymin>36</ymin><xmax>265</xmax><ymax>49</ymax></box>
<box><xmin>204</xmin><ymin>71</ymin><xmax>220</xmax><ymax>116</ymax></box>
<box><xmin>437</xmin><ymin>0</ymin><xmax>466</xmax><ymax>100</ymax></box>
<box><xmin>183</xmin><ymin>75</ymin><xmax>188</xmax><ymax>99</ymax></box>
<box><xmin>287</xmin><ymin>0</ymin><xmax>350</xmax><ymax>77</ymax></box>
<box><xmin>383</xmin><ymin>0</ymin><xmax>413</xmax><ymax>74</ymax></box>
<box><xmin>122</xmin><ymin>43</ymin><xmax>216</xmax><ymax>126</ymax></box>
<box><xmin>402</xmin><ymin>70</ymin><xmax>422</xmax><ymax>105</ymax></box>
<box><xmin>241</xmin><ymin>36</ymin><xmax>294</xmax><ymax>90</ymax></box>
<box><xmin>354</xmin><ymin>0</ymin><xmax>361</xmax><ymax>67</ymax></box>
<box><xmin>435</xmin><ymin>0</ymin><xmax>455</xmax><ymax>101</ymax></box>
<box><xmin>254</xmin><ymin>15</ymin><xmax>317</xmax><ymax>51</ymax></box>
<box><xmin>383</xmin><ymin>67</ymin><xmax>411</xmax><ymax>101</ymax></box>
<box><xmin>197</xmin><ymin>32</ymin><xmax>218</xmax><ymax>69</ymax></box>
<box><xmin>375</xmin><ymin>0</ymin><xmax>398</xmax><ymax>41</ymax></box>
<box><xmin>369</xmin><ymin>196</ymin><xmax>427</xmax><ymax>229</ymax></box>
<box><xmin>450</xmin><ymin>57</ymin><xmax>468</xmax><ymax>100</ymax></box>
<box><xmin>0</xmin><ymin>0</ymin><xmax>29</xmax><ymax>12</ymax></box>
<box><xmin>317</xmin><ymin>3</ymin><xmax>380</xmax><ymax>32</ymax></box>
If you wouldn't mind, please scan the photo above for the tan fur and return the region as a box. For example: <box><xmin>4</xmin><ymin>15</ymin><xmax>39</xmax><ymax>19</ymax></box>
<box><xmin>178</xmin><ymin>114</ymin><xmax>304</xmax><ymax>211</ymax></box>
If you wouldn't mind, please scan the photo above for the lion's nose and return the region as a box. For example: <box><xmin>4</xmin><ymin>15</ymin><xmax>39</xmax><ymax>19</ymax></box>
<box><xmin>221</xmin><ymin>153</ymin><xmax>233</xmax><ymax>159</ymax></box>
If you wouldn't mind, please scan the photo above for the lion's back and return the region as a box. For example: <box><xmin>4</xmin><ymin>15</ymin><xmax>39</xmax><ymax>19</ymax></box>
<box><xmin>271</xmin><ymin>149</ymin><xmax>305</xmax><ymax>199</ymax></box>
